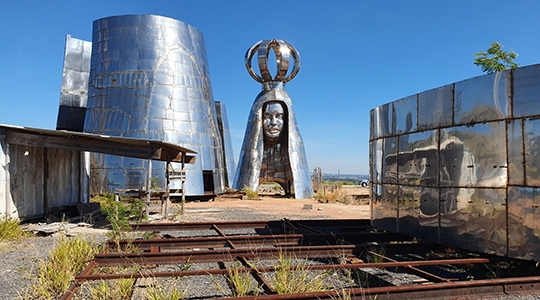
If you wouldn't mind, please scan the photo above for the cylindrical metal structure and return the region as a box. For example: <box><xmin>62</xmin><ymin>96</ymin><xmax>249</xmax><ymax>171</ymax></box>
<box><xmin>84</xmin><ymin>15</ymin><xmax>224</xmax><ymax>196</ymax></box>
<box><xmin>369</xmin><ymin>63</ymin><xmax>540</xmax><ymax>261</ymax></box>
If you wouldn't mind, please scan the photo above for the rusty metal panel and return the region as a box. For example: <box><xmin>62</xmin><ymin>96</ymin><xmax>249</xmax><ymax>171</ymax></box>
<box><xmin>371</xmin><ymin>184</ymin><xmax>398</xmax><ymax>232</ymax></box>
<box><xmin>9</xmin><ymin>144</ymin><xmax>45</xmax><ymax>218</ymax></box>
<box><xmin>397</xmin><ymin>130</ymin><xmax>439</xmax><ymax>186</ymax></box>
<box><xmin>508</xmin><ymin>186</ymin><xmax>540</xmax><ymax>260</ymax></box>
<box><xmin>524</xmin><ymin>118</ymin><xmax>540</xmax><ymax>186</ymax></box>
<box><xmin>513</xmin><ymin>64</ymin><xmax>540</xmax><ymax>118</ymax></box>
<box><xmin>399</xmin><ymin>185</ymin><xmax>439</xmax><ymax>241</ymax></box>
<box><xmin>441</xmin><ymin>122</ymin><xmax>507</xmax><ymax>188</ymax></box>
<box><xmin>382</xmin><ymin>137</ymin><xmax>397</xmax><ymax>184</ymax></box>
<box><xmin>454</xmin><ymin>71</ymin><xmax>510</xmax><ymax>124</ymax></box>
<box><xmin>417</xmin><ymin>84</ymin><xmax>453</xmax><ymax>131</ymax></box>
<box><xmin>394</xmin><ymin>95</ymin><xmax>417</xmax><ymax>134</ymax></box>
<box><xmin>440</xmin><ymin>188</ymin><xmax>507</xmax><ymax>257</ymax></box>
<box><xmin>508</xmin><ymin>119</ymin><xmax>525</xmax><ymax>185</ymax></box>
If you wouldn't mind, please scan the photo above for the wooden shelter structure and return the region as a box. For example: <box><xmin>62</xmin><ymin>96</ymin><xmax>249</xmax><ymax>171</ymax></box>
<box><xmin>0</xmin><ymin>124</ymin><xmax>196</xmax><ymax>220</ymax></box>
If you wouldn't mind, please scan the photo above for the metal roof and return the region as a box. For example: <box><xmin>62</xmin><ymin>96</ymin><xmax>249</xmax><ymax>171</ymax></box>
<box><xmin>0</xmin><ymin>124</ymin><xmax>197</xmax><ymax>164</ymax></box>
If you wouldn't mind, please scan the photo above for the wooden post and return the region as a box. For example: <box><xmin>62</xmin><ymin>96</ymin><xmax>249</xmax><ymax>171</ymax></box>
<box><xmin>181</xmin><ymin>152</ymin><xmax>186</xmax><ymax>215</ymax></box>
<box><xmin>146</xmin><ymin>159</ymin><xmax>152</xmax><ymax>219</ymax></box>
<box><xmin>165</xmin><ymin>160</ymin><xmax>171</xmax><ymax>218</ymax></box>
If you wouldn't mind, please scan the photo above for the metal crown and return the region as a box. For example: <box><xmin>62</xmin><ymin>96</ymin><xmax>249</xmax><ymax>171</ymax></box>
<box><xmin>245</xmin><ymin>39</ymin><xmax>301</xmax><ymax>84</ymax></box>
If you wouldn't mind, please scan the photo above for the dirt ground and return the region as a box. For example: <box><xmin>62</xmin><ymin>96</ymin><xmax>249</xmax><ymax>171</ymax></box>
<box><xmin>167</xmin><ymin>186</ymin><xmax>372</xmax><ymax>222</ymax></box>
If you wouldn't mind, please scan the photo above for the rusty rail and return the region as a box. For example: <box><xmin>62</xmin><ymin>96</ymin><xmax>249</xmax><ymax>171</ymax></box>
<box><xmin>62</xmin><ymin>219</ymin><xmax>540</xmax><ymax>299</ymax></box>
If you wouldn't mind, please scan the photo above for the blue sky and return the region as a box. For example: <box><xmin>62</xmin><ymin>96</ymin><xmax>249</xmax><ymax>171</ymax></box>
<box><xmin>1</xmin><ymin>1</ymin><xmax>539</xmax><ymax>174</ymax></box>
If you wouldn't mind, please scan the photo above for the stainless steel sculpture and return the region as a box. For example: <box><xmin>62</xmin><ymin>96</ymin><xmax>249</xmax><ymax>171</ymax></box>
<box><xmin>84</xmin><ymin>15</ymin><xmax>225</xmax><ymax>196</ymax></box>
<box><xmin>234</xmin><ymin>39</ymin><xmax>313</xmax><ymax>199</ymax></box>
<box><xmin>215</xmin><ymin>101</ymin><xmax>236</xmax><ymax>187</ymax></box>
<box><xmin>370</xmin><ymin>64</ymin><xmax>540</xmax><ymax>261</ymax></box>
<box><xmin>56</xmin><ymin>35</ymin><xmax>91</xmax><ymax>131</ymax></box>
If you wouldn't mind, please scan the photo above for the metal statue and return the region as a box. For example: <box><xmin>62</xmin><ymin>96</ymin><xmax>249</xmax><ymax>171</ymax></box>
<box><xmin>234</xmin><ymin>39</ymin><xmax>313</xmax><ymax>199</ymax></box>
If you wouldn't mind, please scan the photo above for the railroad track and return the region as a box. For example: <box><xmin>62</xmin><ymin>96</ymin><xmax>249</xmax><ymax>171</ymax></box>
<box><xmin>61</xmin><ymin>219</ymin><xmax>540</xmax><ymax>299</ymax></box>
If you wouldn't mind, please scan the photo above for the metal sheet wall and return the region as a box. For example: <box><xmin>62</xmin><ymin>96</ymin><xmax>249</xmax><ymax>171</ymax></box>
<box><xmin>84</xmin><ymin>15</ymin><xmax>225</xmax><ymax>196</ymax></box>
<box><xmin>56</xmin><ymin>35</ymin><xmax>92</xmax><ymax>131</ymax></box>
<box><xmin>216</xmin><ymin>102</ymin><xmax>236</xmax><ymax>187</ymax></box>
<box><xmin>369</xmin><ymin>63</ymin><xmax>540</xmax><ymax>260</ymax></box>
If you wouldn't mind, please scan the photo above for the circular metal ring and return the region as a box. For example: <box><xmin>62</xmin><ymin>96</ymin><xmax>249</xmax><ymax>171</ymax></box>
<box><xmin>244</xmin><ymin>39</ymin><xmax>300</xmax><ymax>84</ymax></box>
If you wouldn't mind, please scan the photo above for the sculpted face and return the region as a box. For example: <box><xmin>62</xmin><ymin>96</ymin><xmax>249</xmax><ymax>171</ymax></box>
<box><xmin>263</xmin><ymin>102</ymin><xmax>284</xmax><ymax>143</ymax></box>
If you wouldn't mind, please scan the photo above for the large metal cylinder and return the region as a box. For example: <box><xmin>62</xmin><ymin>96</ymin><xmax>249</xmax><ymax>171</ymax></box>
<box><xmin>84</xmin><ymin>15</ymin><xmax>225</xmax><ymax>196</ymax></box>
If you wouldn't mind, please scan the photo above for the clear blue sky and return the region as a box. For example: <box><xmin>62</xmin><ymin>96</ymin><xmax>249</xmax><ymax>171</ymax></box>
<box><xmin>1</xmin><ymin>1</ymin><xmax>539</xmax><ymax>174</ymax></box>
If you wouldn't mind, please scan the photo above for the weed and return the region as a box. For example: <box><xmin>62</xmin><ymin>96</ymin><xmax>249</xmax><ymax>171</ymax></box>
<box><xmin>144</xmin><ymin>279</ymin><xmax>186</xmax><ymax>300</ymax></box>
<box><xmin>367</xmin><ymin>245</ymin><xmax>387</xmax><ymax>263</ymax></box>
<box><xmin>226</xmin><ymin>262</ymin><xmax>259</xmax><ymax>297</ymax></box>
<box><xmin>86</xmin><ymin>278</ymin><xmax>135</xmax><ymax>300</ymax></box>
<box><xmin>272</xmin><ymin>251</ymin><xmax>327</xmax><ymax>294</ymax></box>
<box><xmin>0</xmin><ymin>217</ymin><xmax>28</xmax><ymax>242</ymax></box>
<box><xmin>314</xmin><ymin>188</ymin><xmax>349</xmax><ymax>204</ymax></box>
<box><xmin>30</xmin><ymin>235</ymin><xmax>100</xmax><ymax>299</ymax></box>
<box><xmin>244</xmin><ymin>187</ymin><xmax>259</xmax><ymax>200</ymax></box>
<box><xmin>92</xmin><ymin>194</ymin><xmax>146</xmax><ymax>244</ymax></box>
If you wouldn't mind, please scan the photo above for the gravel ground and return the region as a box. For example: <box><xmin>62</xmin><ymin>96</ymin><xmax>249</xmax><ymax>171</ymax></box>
<box><xmin>2</xmin><ymin>197</ymin><xmax>540</xmax><ymax>300</ymax></box>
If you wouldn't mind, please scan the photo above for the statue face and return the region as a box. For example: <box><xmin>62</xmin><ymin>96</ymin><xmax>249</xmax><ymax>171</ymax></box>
<box><xmin>263</xmin><ymin>102</ymin><xmax>284</xmax><ymax>142</ymax></box>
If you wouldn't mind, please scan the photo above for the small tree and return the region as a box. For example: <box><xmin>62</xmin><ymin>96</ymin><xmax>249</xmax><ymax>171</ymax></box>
<box><xmin>474</xmin><ymin>42</ymin><xmax>519</xmax><ymax>74</ymax></box>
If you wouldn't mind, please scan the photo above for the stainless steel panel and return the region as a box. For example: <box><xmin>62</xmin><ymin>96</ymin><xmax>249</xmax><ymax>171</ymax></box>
<box><xmin>440</xmin><ymin>188</ymin><xmax>506</xmax><ymax>256</ymax></box>
<box><xmin>441</xmin><ymin>122</ymin><xmax>506</xmax><ymax>187</ymax></box>
<box><xmin>394</xmin><ymin>95</ymin><xmax>416</xmax><ymax>134</ymax></box>
<box><xmin>525</xmin><ymin>118</ymin><xmax>540</xmax><ymax>186</ymax></box>
<box><xmin>508</xmin><ymin>119</ymin><xmax>525</xmax><ymax>185</ymax></box>
<box><xmin>455</xmin><ymin>71</ymin><xmax>510</xmax><ymax>124</ymax></box>
<box><xmin>399</xmin><ymin>185</ymin><xmax>439</xmax><ymax>242</ymax></box>
<box><xmin>508</xmin><ymin>186</ymin><xmax>540</xmax><ymax>260</ymax></box>
<box><xmin>216</xmin><ymin>102</ymin><xmax>236</xmax><ymax>188</ymax></box>
<box><xmin>57</xmin><ymin>35</ymin><xmax>92</xmax><ymax>131</ymax></box>
<box><xmin>513</xmin><ymin>64</ymin><xmax>540</xmax><ymax>118</ymax></box>
<box><xmin>371</xmin><ymin>139</ymin><xmax>383</xmax><ymax>184</ymax></box>
<box><xmin>371</xmin><ymin>184</ymin><xmax>398</xmax><ymax>232</ymax></box>
<box><xmin>417</xmin><ymin>84</ymin><xmax>453</xmax><ymax>131</ymax></box>
<box><xmin>397</xmin><ymin>130</ymin><xmax>438</xmax><ymax>186</ymax></box>
<box><xmin>370</xmin><ymin>103</ymin><xmax>393</xmax><ymax>139</ymax></box>
<box><xmin>382</xmin><ymin>137</ymin><xmax>397</xmax><ymax>184</ymax></box>
<box><xmin>85</xmin><ymin>15</ymin><xmax>225</xmax><ymax>196</ymax></box>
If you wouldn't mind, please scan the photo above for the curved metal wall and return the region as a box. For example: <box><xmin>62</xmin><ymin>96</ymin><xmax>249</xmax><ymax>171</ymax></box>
<box><xmin>370</xmin><ymin>64</ymin><xmax>540</xmax><ymax>260</ymax></box>
<box><xmin>84</xmin><ymin>15</ymin><xmax>224</xmax><ymax>196</ymax></box>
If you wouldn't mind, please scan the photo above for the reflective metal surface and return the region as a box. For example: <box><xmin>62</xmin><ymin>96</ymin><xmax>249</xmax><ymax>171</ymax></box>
<box><xmin>56</xmin><ymin>35</ymin><xmax>91</xmax><ymax>131</ymax></box>
<box><xmin>234</xmin><ymin>39</ymin><xmax>313</xmax><ymax>199</ymax></box>
<box><xmin>369</xmin><ymin>63</ymin><xmax>540</xmax><ymax>261</ymax></box>
<box><xmin>417</xmin><ymin>84</ymin><xmax>453</xmax><ymax>131</ymax></box>
<box><xmin>215</xmin><ymin>102</ymin><xmax>236</xmax><ymax>187</ymax></box>
<box><xmin>84</xmin><ymin>15</ymin><xmax>225</xmax><ymax>196</ymax></box>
